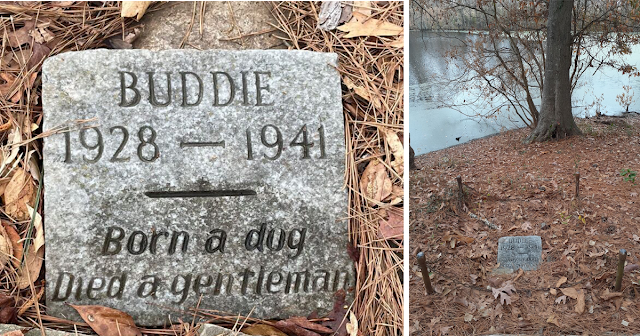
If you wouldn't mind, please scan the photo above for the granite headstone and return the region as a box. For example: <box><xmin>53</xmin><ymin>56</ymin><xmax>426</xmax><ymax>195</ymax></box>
<box><xmin>42</xmin><ymin>50</ymin><xmax>353</xmax><ymax>325</ymax></box>
<box><xmin>496</xmin><ymin>236</ymin><xmax>542</xmax><ymax>274</ymax></box>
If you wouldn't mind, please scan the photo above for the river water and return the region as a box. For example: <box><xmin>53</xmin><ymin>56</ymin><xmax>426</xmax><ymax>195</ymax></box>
<box><xmin>409</xmin><ymin>31</ymin><xmax>640</xmax><ymax>155</ymax></box>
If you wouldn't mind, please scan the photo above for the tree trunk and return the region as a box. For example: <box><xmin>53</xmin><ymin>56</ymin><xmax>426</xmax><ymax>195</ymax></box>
<box><xmin>526</xmin><ymin>0</ymin><xmax>581</xmax><ymax>142</ymax></box>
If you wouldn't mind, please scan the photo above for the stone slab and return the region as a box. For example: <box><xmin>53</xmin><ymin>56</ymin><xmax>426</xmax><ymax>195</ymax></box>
<box><xmin>495</xmin><ymin>236</ymin><xmax>542</xmax><ymax>274</ymax></box>
<box><xmin>134</xmin><ymin>2</ymin><xmax>282</xmax><ymax>50</ymax></box>
<box><xmin>42</xmin><ymin>49</ymin><xmax>353</xmax><ymax>325</ymax></box>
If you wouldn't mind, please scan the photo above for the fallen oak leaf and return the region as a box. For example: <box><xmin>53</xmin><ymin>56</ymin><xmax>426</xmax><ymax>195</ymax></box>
<box><xmin>555</xmin><ymin>276</ymin><xmax>567</xmax><ymax>288</ymax></box>
<box><xmin>491</xmin><ymin>280</ymin><xmax>516</xmax><ymax>305</ymax></box>
<box><xmin>624</xmin><ymin>264</ymin><xmax>639</xmax><ymax>273</ymax></box>
<box><xmin>69</xmin><ymin>305</ymin><xmax>141</xmax><ymax>336</ymax></box>
<box><xmin>337</xmin><ymin>18</ymin><xmax>402</xmax><ymax>38</ymax></box>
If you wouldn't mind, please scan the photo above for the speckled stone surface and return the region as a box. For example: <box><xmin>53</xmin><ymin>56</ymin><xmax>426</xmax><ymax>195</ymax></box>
<box><xmin>495</xmin><ymin>236</ymin><xmax>542</xmax><ymax>274</ymax></box>
<box><xmin>42</xmin><ymin>50</ymin><xmax>352</xmax><ymax>326</ymax></box>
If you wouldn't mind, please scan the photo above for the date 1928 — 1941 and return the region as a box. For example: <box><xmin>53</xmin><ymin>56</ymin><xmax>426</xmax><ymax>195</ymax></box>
<box><xmin>62</xmin><ymin>124</ymin><xmax>327</xmax><ymax>163</ymax></box>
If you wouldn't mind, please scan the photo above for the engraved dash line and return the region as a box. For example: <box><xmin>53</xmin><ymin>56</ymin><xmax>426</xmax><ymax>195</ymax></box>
<box><xmin>180</xmin><ymin>141</ymin><xmax>226</xmax><ymax>148</ymax></box>
<box><xmin>145</xmin><ymin>190</ymin><xmax>257</xmax><ymax>198</ymax></box>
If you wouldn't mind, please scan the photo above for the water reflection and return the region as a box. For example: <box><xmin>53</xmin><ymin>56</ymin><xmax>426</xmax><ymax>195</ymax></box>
<box><xmin>409</xmin><ymin>31</ymin><xmax>640</xmax><ymax>155</ymax></box>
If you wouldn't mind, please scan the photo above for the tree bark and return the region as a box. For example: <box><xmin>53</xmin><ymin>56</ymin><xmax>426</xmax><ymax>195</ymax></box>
<box><xmin>526</xmin><ymin>0</ymin><xmax>581</xmax><ymax>142</ymax></box>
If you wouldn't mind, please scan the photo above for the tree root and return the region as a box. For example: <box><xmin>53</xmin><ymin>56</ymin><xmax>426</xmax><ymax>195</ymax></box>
<box><xmin>525</xmin><ymin>122</ymin><xmax>582</xmax><ymax>143</ymax></box>
<box><xmin>468</xmin><ymin>212</ymin><xmax>499</xmax><ymax>230</ymax></box>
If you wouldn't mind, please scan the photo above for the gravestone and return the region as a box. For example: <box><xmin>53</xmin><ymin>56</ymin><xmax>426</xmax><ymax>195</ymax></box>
<box><xmin>42</xmin><ymin>50</ymin><xmax>353</xmax><ymax>325</ymax></box>
<box><xmin>495</xmin><ymin>236</ymin><xmax>542</xmax><ymax>274</ymax></box>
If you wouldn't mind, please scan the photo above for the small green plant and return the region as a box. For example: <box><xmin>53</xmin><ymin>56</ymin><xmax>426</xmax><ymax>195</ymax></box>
<box><xmin>620</xmin><ymin>168</ymin><xmax>637</xmax><ymax>183</ymax></box>
<box><xmin>558</xmin><ymin>212</ymin><xmax>572</xmax><ymax>225</ymax></box>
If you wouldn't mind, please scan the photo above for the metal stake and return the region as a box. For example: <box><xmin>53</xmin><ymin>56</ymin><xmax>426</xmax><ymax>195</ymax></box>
<box><xmin>417</xmin><ymin>252</ymin><xmax>435</xmax><ymax>294</ymax></box>
<box><xmin>615</xmin><ymin>249</ymin><xmax>627</xmax><ymax>292</ymax></box>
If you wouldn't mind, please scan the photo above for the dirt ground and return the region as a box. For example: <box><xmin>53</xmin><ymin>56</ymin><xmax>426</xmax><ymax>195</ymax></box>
<box><xmin>409</xmin><ymin>115</ymin><xmax>640</xmax><ymax>335</ymax></box>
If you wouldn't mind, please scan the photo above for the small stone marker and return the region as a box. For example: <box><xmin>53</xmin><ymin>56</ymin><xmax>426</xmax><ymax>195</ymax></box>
<box><xmin>496</xmin><ymin>236</ymin><xmax>542</xmax><ymax>274</ymax></box>
<box><xmin>42</xmin><ymin>50</ymin><xmax>353</xmax><ymax>325</ymax></box>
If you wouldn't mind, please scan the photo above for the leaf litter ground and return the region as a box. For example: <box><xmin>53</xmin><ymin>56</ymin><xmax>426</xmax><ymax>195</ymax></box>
<box><xmin>1</xmin><ymin>2</ymin><xmax>404</xmax><ymax>336</ymax></box>
<box><xmin>410</xmin><ymin>115</ymin><xmax>640</xmax><ymax>335</ymax></box>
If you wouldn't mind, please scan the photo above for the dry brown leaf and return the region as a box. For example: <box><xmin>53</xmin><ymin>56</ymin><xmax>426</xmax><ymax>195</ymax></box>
<box><xmin>560</xmin><ymin>287</ymin><xmax>579</xmax><ymax>299</ymax></box>
<box><xmin>378</xmin><ymin>208</ymin><xmax>403</xmax><ymax>240</ymax></box>
<box><xmin>70</xmin><ymin>305</ymin><xmax>142</xmax><ymax>336</ymax></box>
<box><xmin>389</xmin><ymin>35</ymin><xmax>404</xmax><ymax>48</ymax></box>
<box><xmin>352</xmin><ymin>1</ymin><xmax>371</xmax><ymax>19</ymax></box>
<box><xmin>337</xmin><ymin>18</ymin><xmax>402</xmax><ymax>38</ymax></box>
<box><xmin>346</xmin><ymin>311</ymin><xmax>358</xmax><ymax>336</ymax></box>
<box><xmin>382</xmin><ymin>128</ymin><xmax>403</xmax><ymax>175</ymax></box>
<box><xmin>17</xmin><ymin>285</ymin><xmax>44</xmax><ymax>315</ymax></box>
<box><xmin>27</xmin><ymin>43</ymin><xmax>51</xmax><ymax>70</ymax></box>
<box><xmin>2</xmin><ymin>222</ymin><xmax>22</xmax><ymax>267</ymax></box>
<box><xmin>547</xmin><ymin>314</ymin><xmax>560</xmax><ymax>327</ymax></box>
<box><xmin>555</xmin><ymin>276</ymin><xmax>567</xmax><ymax>288</ymax></box>
<box><xmin>274</xmin><ymin>321</ymin><xmax>322</xmax><ymax>336</ymax></box>
<box><xmin>0</xmin><ymin>74</ymin><xmax>19</xmax><ymax>102</ymax></box>
<box><xmin>120</xmin><ymin>1</ymin><xmax>151</xmax><ymax>20</ymax></box>
<box><xmin>243</xmin><ymin>324</ymin><xmax>287</xmax><ymax>336</ymax></box>
<box><xmin>287</xmin><ymin>317</ymin><xmax>333</xmax><ymax>334</ymax></box>
<box><xmin>3</xmin><ymin>168</ymin><xmax>36</xmax><ymax>221</ymax></box>
<box><xmin>600</xmin><ymin>289</ymin><xmax>623</xmax><ymax>300</ymax></box>
<box><xmin>384</xmin><ymin>185</ymin><xmax>403</xmax><ymax>205</ymax></box>
<box><xmin>0</xmin><ymin>224</ymin><xmax>13</xmax><ymax>267</ymax></box>
<box><xmin>8</xmin><ymin>21</ymin><xmax>35</xmax><ymax>48</ymax></box>
<box><xmin>360</xmin><ymin>159</ymin><xmax>392</xmax><ymax>202</ymax></box>
<box><xmin>15</xmin><ymin>244</ymin><xmax>43</xmax><ymax>289</ymax></box>
<box><xmin>7</xmin><ymin>125</ymin><xmax>23</xmax><ymax>166</ymax></box>
<box><xmin>575</xmin><ymin>289</ymin><xmax>585</xmax><ymax>314</ymax></box>
<box><xmin>25</xmin><ymin>204</ymin><xmax>44</xmax><ymax>252</ymax></box>
<box><xmin>343</xmin><ymin>76</ymin><xmax>381</xmax><ymax>109</ymax></box>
